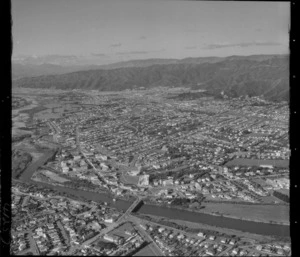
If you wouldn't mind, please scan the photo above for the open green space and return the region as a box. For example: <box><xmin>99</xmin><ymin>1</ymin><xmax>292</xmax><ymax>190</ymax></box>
<box><xmin>225</xmin><ymin>158</ymin><xmax>289</xmax><ymax>168</ymax></box>
<box><xmin>202</xmin><ymin>202</ymin><xmax>289</xmax><ymax>224</ymax></box>
<box><xmin>12</xmin><ymin>150</ymin><xmax>33</xmax><ymax>179</ymax></box>
<box><xmin>120</xmin><ymin>173</ymin><xmax>140</xmax><ymax>185</ymax></box>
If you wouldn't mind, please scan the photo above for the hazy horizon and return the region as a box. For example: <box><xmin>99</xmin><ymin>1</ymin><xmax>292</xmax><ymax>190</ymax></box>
<box><xmin>12</xmin><ymin>0</ymin><xmax>290</xmax><ymax>66</ymax></box>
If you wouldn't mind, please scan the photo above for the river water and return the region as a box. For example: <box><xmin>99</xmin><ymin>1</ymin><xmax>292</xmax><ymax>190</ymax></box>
<box><xmin>23</xmin><ymin>177</ymin><xmax>290</xmax><ymax>238</ymax></box>
<box><xmin>18</xmin><ymin>150</ymin><xmax>289</xmax><ymax>238</ymax></box>
<box><xmin>13</xmin><ymin>94</ymin><xmax>290</xmax><ymax>239</ymax></box>
<box><xmin>137</xmin><ymin>204</ymin><xmax>290</xmax><ymax>237</ymax></box>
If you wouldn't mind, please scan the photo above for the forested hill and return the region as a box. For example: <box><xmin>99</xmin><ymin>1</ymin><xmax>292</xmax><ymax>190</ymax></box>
<box><xmin>13</xmin><ymin>55</ymin><xmax>289</xmax><ymax>101</ymax></box>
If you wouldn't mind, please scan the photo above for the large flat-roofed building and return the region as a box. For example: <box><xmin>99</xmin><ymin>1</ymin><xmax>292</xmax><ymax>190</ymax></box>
<box><xmin>103</xmin><ymin>234</ymin><xmax>124</xmax><ymax>244</ymax></box>
<box><xmin>260</xmin><ymin>164</ymin><xmax>273</xmax><ymax>169</ymax></box>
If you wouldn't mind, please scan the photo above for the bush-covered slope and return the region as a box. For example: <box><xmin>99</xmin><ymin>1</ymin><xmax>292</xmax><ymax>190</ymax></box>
<box><xmin>13</xmin><ymin>55</ymin><xmax>289</xmax><ymax>101</ymax></box>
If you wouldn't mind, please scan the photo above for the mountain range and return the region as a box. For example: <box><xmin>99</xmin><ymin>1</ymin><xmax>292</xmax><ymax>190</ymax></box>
<box><xmin>11</xmin><ymin>56</ymin><xmax>230</xmax><ymax>79</ymax></box>
<box><xmin>13</xmin><ymin>54</ymin><xmax>289</xmax><ymax>101</ymax></box>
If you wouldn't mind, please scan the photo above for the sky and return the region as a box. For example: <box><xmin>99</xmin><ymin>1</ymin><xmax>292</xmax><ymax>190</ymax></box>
<box><xmin>12</xmin><ymin>0</ymin><xmax>290</xmax><ymax>65</ymax></box>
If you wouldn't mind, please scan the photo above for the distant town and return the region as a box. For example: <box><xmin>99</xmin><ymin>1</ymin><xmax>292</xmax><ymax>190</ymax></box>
<box><xmin>11</xmin><ymin>87</ymin><xmax>290</xmax><ymax>256</ymax></box>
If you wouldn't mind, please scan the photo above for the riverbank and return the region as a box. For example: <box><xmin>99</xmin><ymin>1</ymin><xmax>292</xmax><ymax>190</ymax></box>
<box><xmin>200</xmin><ymin>202</ymin><xmax>289</xmax><ymax>225</ymax></box>
<box><xmin>19</xmin><ymin>150</ymin><xmax>57</xmax><ymax>182</ymax></box>
<box><xmin>31</xmin><ymin>176</ymin><xmax>136</xmax><ymax>203</ymax></box>
<box><xmin>142</xmin><ymin>200</ymin><xmax>289</xmax><ymax>226</ymax></box>
<box><xmin>138</xmin><ymin>201</ymin><xmax>289</xmax><ymax>237</ymax></box>
<box><xmin>225</xmin><ymin>158</ymin><xmax>289</xmax><ymax>168</ymax></box>
<box><xmin>17</xmin><ymin>151</ymin><xmax>289</xmax><ymax>238</ymax></box>
<box><xmin>135</xmin><ymin>213</ymin><xmax>288</xmax><ymax>243</ymax></box>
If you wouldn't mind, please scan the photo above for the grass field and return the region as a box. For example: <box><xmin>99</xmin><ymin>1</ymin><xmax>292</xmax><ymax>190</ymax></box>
<box><xmin>202</xmin><ymin>202</ymin><xmax>289</xmax><ymax>224</ymax></box>
<box><xmin>138</xmin><ymin>213</ymin><xmax>276</xmax><ymax>242</ymax></box>
<box><xmin>12</xmin><ymin>111</ymin><xmax>31</xmax><ymax>137</ymax></box>
<box><xmin>162</xmin><ymin>217</ymin><xmax>276</xmax><ymax>242</ymax></box>
<box><xmin>34</xmin><ymin>109</ymin><xmax>61</xmax><ymax>120</ymax></box>
<box><xmin>41</xmin><ymin>170</ymin><xmax>70</xmax><ymax>183</ymax></box>
<box><xmin>120</xmin><ymin>173</ymin><xmax>140</xmax><ymax>185</ymax></box>
<box><xmin>12</xmin><ymin>150</ymin><xmax>32</xmax><ymax>179</ymax></box>
<box><xmin>225</xmin><ymin>158</ymin><xmax>289</xmax><ymax>168</ymax></box>
<box><xmin>277</xmin><ymin>189</ymin><xmax>289</xmax><ymax>196</ymax></box>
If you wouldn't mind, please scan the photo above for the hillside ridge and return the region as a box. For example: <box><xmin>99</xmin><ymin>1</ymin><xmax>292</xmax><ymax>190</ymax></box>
<box><xmin>13</xmin><ymin>55</ymin><xmax>289</xmax><ymax>102</ymax></box>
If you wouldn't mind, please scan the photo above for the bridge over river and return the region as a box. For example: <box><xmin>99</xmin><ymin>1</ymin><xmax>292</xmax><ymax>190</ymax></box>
<box><xmin>117</xmin><ymin>197</ymin><xmax>144</xmax><ymax>222</ymax></box>
<box><xmin>16</xmin><ymin>149</ymin><xmax>289</xmax><ymax>239</ymax></box>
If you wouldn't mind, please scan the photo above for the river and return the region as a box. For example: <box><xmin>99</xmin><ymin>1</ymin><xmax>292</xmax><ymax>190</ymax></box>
<box><xmin>37</xmin><ymin>181</ymin><xmax>290</xmax><ymax>237</ymax></box>
<box><xmin>137</xmin><ymin>204</ymin><xmax>290</xmax><ymax>237</ymax></box>
<box><xmin>19</xmin><ymin>176</ymin><xmax>290</xmax><ymax>238</ymax></box>
<box><xmin>18</xmin><ymin>151</ymin><xmax>290</xmax><ymax>238</ymax></box>
<box><xmin>19</xmin><ymin>151</ymin><xmax>57</xmax><ymax>182</ymax></box>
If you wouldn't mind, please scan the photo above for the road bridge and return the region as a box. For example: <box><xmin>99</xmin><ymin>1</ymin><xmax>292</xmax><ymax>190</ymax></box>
<box><xmin>117</xmin><ymin>197</ymin><xmax>143</xmax><ymax>222</ymax></box>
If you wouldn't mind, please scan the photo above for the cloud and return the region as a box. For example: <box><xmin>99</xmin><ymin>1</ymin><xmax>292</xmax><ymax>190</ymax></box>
<box><xmin>12</xmin><ymin>54</ymin><xmax>82</xmax><ymax>65</ymax></box>
<box><xmin>185</xmin><ymin>28</ymin><xmax>202</xmax><ymax>33</ymax></box>
<box><xmin>185</xmin><ymin>46</ymin><xmax>197</xmax><ymax>50</ymax></box>
<box><xmin>139</xmin><ymin>36</ymin><xmax>147</xmax><ymax>40</ymax></box>
<box><xmin>91</xmin><ymin>53</ymin><xmax>107</xmax><ymax>57</ymax></box>
<box><xmin>116</xmin><ymin>49</ymin><xmax>165</xmax><ymax>55</ymax></box>
<box><xmin>203</xmin><ymin>41</ymin><xmax>283</xmax><ymax>49</ymax></box>
<box><xmin>110</xmin><ymin>43</ymin><xmax>122</xmax><ymax>47</ymax></box>
<box><xmin>45</xmin><ymin>54</ymin><xmax>79</xmax><ymax>59</ymax></box>
<box><xmin>116</xmin><ymin>51</ymin><xmax>149</xmax><ymax>55</ymax></box>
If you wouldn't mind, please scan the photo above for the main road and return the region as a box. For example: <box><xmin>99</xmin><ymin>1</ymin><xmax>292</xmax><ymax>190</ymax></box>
<box><xmin>126</xmin><ymin>215</ymin><xmax>165</xmax><ymax>256</ymax></box>
<box><xmin>65</xmin><ymin>213</ymin><xmax>164</xmax><ymax>256</ymax></box>
<box><xmin>63</xmin><ymin>196</ymin><xmax>144</xmax><ymax>255</ymax></box>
